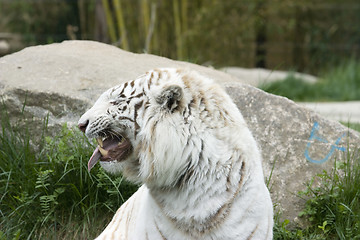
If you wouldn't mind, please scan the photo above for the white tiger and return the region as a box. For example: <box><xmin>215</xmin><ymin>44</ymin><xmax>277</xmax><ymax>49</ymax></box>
<box><xmin>78</xmin><ymin>68</ymin><xmax>273</xmax><ymax>240</ymax></box>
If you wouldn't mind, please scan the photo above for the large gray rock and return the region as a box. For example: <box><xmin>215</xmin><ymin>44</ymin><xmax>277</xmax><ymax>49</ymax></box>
<box><xmin>1</xmin><ymin>40</ymin><xmax>359</xmax><ymax>224</ymax></box>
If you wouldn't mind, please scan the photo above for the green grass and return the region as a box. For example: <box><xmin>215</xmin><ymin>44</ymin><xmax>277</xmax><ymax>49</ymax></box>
<box><xmin>0</xmin><ymin>108</ymin><xmax>138</xmax><ymax>239</ymax></box>
<box><xmin>342</xmin><ymin>123</ymin><xmax>360</xmax><ymax>133</ymax></box>
<box><xmin>261</xmin><ymin>59</ymin><xmax>360</xmax><ymax>102</ymax></box>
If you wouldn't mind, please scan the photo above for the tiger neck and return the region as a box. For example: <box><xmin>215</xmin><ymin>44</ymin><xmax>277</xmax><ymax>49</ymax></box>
<box><xmin>148</xmin><ymin>158</ymin><xmax>248</xmax><ymax>235</ymax></box>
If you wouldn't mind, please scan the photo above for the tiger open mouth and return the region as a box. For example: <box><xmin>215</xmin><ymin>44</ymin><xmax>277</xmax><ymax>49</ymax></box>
<box><xmin>88</xmin><ymin>134</ymin><xmax>133</xmax><ymax>171</ymax></box>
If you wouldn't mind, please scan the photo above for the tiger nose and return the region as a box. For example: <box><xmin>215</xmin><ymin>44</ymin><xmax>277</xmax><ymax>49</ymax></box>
<box><xmin>78</xmin><ymin>120</ymin><xmax>89</xmax><ymax>133</ymax></box>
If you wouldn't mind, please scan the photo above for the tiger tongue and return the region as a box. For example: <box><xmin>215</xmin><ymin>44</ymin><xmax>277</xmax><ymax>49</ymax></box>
<box><xmin>88</xmin><ymin>138</ymin><xmax>123</xmax><ymax>172</ymax></box>
<box><xmin>88</xmin><ymin>146</ymin><xmax>101</xmax><ymax>171</ymax></box>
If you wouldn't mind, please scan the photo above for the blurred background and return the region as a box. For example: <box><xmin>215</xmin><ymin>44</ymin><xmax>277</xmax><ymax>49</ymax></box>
<box><xmin>1</xmin><ymin>0</ymin><xmax>360</xmax><ymax>75</ymax></box>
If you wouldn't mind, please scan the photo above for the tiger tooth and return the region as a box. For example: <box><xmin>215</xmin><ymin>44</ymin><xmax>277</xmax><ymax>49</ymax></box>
<box><xmin>97</xmin><ymin>138</ymin><xmax>103</xmax><ymax>147</ymax></box>
<box><xmin>98</xmin><ymin>146</ymin><xmax>108</xmax><ymax>156</ymax></box>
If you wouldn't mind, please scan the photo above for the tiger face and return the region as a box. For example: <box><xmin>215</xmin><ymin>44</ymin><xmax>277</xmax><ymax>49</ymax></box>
<box><xmin>79</xmin><ymin>68</ymin><xmax>210</xmax><ymax>186</ymax></box>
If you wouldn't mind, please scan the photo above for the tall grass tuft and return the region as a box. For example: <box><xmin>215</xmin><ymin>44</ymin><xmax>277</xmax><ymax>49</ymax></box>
<box><xmin>0</xmin><ymin>106</ymin><xmax>138</xmax><ymax>239</ymax></box>
<box><xmin>261</xmin><ymin>59</ymin><xmax>360</xmax><ymax>102</ymax></box>
<box><xmin>319</xmin><ymin>59</ymin><xmax>360</xmax><ymax>101</ymax></box>
<box><xmin>298</xmin><ymin>148</ymin><xmax>360</xmax><ymax>239</ymax></box>
<box><xmin>260</xmin><ymin>73</ymin><xmax>320</xmax><ymax>101</ymax></box>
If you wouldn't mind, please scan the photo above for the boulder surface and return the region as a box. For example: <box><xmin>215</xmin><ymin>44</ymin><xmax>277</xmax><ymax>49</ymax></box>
<box><xmin>1</xmin><ymin>40</ymin><xmax>359</xmax><ymax>223</ymax></box>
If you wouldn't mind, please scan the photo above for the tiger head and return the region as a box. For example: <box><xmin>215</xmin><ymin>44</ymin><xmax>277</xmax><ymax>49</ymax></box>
<box><xmin>78</xmin><ymin>68</ymin><xmax>247</xmax><ymax>188</ymax></box>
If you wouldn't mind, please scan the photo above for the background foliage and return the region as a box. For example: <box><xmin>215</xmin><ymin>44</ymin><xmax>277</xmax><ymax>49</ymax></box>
<box><xmin>1</xmin><ymin>0</ymin><xmax>360</xmax><ymax>73</ymax></box>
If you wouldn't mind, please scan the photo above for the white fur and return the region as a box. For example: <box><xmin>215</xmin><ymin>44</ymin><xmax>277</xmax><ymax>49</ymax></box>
<box><xmin>79</xmin><ymin>68</ymin><xmax>273</xmax><ymax>239</ymax></box>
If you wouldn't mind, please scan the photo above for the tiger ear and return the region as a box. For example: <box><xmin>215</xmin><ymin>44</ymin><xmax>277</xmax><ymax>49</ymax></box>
<box><xmin>156</xmin><ymin>85</ymin><xmax>183</xmax><ymax>111</ymax></box>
